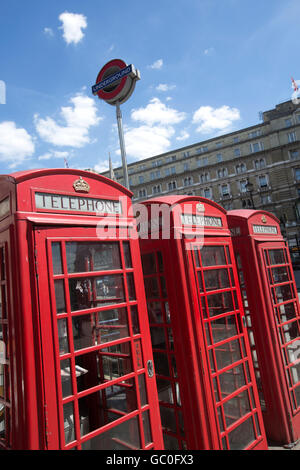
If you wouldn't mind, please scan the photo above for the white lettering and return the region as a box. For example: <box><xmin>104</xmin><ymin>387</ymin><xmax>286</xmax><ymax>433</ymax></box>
<box><xmin>252</xmin><ymin>224</ymin><xmax>278</xmax><ymax>234</ymax></box>
<box><xmin>35</xmin><ymin>192</ymin><xmax>122</xmax><ymax>215</ymax></box>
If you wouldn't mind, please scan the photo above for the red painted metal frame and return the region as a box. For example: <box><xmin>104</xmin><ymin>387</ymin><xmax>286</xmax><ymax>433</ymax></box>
<box><xmin>0</xmin><ymin>169</ymin><xmax>163</xmax><ymax>450</ymax></box>
<box><xmin>227</xmin><ymin>209</ymin><xmax>300</xmax><ymax>444</ymax></box>
<box><xmin>139</xmin><ymin>196</ymin><xmax>268</xmax><ymax>450</ymax></box>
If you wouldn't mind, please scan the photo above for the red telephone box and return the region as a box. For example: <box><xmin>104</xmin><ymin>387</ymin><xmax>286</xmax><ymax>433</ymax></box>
<box><xmin>0</xmin><ymin>168</ymin><xmax>163</xmax><ymax>450</ymax></box>
<box><xmin>137</xmin><ymin>196</ymin><xmax>267</xmax><ymax>450</ymax></box>
<box><xmin>227</xmin><ymin>209</ymin><xmax>300</xmax><ymax>445</ymax></box>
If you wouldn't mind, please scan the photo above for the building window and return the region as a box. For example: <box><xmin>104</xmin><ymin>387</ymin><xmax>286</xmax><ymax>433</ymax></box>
<box><xmin>285</xmin><ymin>118</ymin><xmax>292</xmax><ymax>127</ymax></box>
<box><xmin>138</xmin><ymin>189</ymin><xmax>147</xmax><ymax>198</ymax></box>
<box><xmin>183</xmin><ymin>176</ymin><xmax>193</xmax><ymax>186</ymax></box>
<box><xmin>260</xmin><ymin>194</ymin><xmax>272</xmax><ymax>204</ymax></box>
<box><xmin>200</xmin><ymin>172</ymin><xmax>210</xmax><ymax>183</ymax></box>
<box><xmin>289</xmin><ymin>150</ymin><xmax>300</xmax><ymax>160</ymax></box>
<box><xmin>249</xmin><ymin>129</ymin><xmax>262</xmax><ymax>139</ymax></box>
<box><xmin>150</xmin><ymin>170</ymin><xmax>161</xmax><ymax>180</ymax></box>
<box><xmin>166</xmin><ymin>155</ymin><xmax>176</xmax><ymax>163</ymax></box>
<box><xmin>234</xmin><ymin>148</ymin><xmax>241</xmax><ymax>157</ymax></box>
<box><xmin>216</xmin><ymin>153</ymin><xmax>223</xmax><ymax>163</ymax></box>
<box><xmin>198</xmin><ymin>157</ymin><xmax>208</xmax><ymax>167</ymax></box>
<box><xmin>183</xmin><ymin>162</ymin><xmax>189</xmax><ymax>171</ymax></box>
<box><xmin>183</xmin><ymin>151</ymin><xmax>190</xmax><ymax>158</ymax></box>
<box><xmin>254</xmin><ymin>158</ymin><xmax>266</xmax><ymax>169</ymax></box>
<box><xmin>250</xmin><ymin>141</ymin><xmax>264</xmax><ymax>153</ymax></box>
<box><xmin>152</xmin><ymin>160</ymin><xmax>162</xmax><ymax>167</ymax></box>
<box><xmin>220</xmin><ymin>184</ymin><xmax>230</xmax><ymax>196</ymax></box>
<box><xmin>139</xmin><ymin>175</ymin><xmax>145</xmax><ymax>184</ymax></box>
<box><xmin>236</xmin><ymin>163</ymin><xmax>247</xmax><ymax>174</ymax></box>
<box><xmin>216</xmin><ymin>142</ymin><xmax>223</xmax><ymax>148</ymax></box>
<box><xmin>152</xmin><ymin>185</ymin><xmax>162</xmax><ymax>195</ymax></box>
<box><xmin>203</xmin><ymin>188</ymin><xmax>211</xmax><ymax>198</ymax></box>
<box><xmin>217</xmin><ymin>167</ymin><xmax>228</xmax><ymax>178</ymax></box>
<box><xmin>294</xmin><ymin>168</ymin><xmax>300</xmax><ymax>181</ymax></box>
<box><xmin>233</xmin><ymin>136</ymin><xmax>239</xmax><ymax>143</ymax></box>
<box><xmin>288</xmin><ymin>131</ymin><xmax>297</xmax><ymax>143</ymax></box>
<box><xmin>196</xmin><ymin>146</ymin><xmax>208</xmax><ymax>154</ymax></box>
<box><xmin>240</xmin><ymin>180</ymin><xmax>248</xmax><ymax>193</ymax></box>
<box><xmin>168</xmin><ymin>181</ymin><xmax>177</xmax><ymax>191</ymax></box>
<box><xmin>258</xmin><ymin>175</ymin><xmax>268</xmax><ymax>188</ymax></box>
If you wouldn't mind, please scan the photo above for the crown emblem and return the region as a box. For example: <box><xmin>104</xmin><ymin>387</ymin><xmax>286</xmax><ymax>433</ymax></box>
<box><xmin>73</xmin><ymin>176</ymin><xmax>90</xmax><ymax>193</ymax></box>
<box><xmin>196</xmin><ymin>202</ymin><xmax>204</xmax><ymax>213</ymax></box>
<box><xmin>261</xmin><ymin>215</ymin><xmax>267</xmax><ymax>223</ymax></box>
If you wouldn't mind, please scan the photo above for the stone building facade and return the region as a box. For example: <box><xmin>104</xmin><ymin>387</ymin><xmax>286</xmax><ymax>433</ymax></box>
<box><xmin>101</xmin><ymin>99</ymin><xmax>300</xmax><ymax>261</ymax></box>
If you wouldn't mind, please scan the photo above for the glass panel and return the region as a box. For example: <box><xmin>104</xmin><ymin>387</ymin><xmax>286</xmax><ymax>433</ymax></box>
<box><xmin>200</xmin><ymin>246</ymin><xmax>226</xmax><ymax>266</ymax></box>
<box><xmin>141</xmin><ymin>253</ymin><xmax>156</xmax><ymax>275</ymax></box>
<box><xmin>130</xmin><ymin>305</ymin><xmax>140</xmax><ymax>334</ymax></box>
<box><xmin>64</xmin><ymin>402</ymin><xmax>75</xmax><ymax>444</ymax></box>
<box><xmin>66</xmin><ymin>242</ymin><xmax>121</xmax><ymax>273</ymax></box>
<box><xmin>268</xmin><ymin>249</ymin><xmax>286</xmax><ymax>266</ymax></box>
<box><xmin>163</xmin><ymin>434</ymin><xmax>180</xmax><ymax>450</ymax></box>
<box><xmin>147</xmin><ymin>301</ymin><xmax>164</xmax><ymax>323</ymax></box>
<box><xmin>72</xmin><ymin>314</ymin><xmax>94</xmax><ymax>351</ymax></box>
<box><xmin>157</xmin><ymin>251</ymin><xmax>164</xmax><ymax>272</ymax></box>
<box><xmin>197</xmin><ymin>272</ymin><xmax>204</xmax><ymax>291</ymax></box>
<box><xmin>203</xmin><ymin>269</ymin><xmax>230</xmax><ymax>291</ymax></box>
<box><xmin>161</xmin><ymin>277</ymin><xmax>167</xmax><ymax>298</ymax></box>
<box><xmin>204</xmin><ymin>291</ymin><xmax>234</xmax><ymax>318</ymax></box>
<box><xmin>282</xmin><ymin>321</ymin><xmax>300</xmax><ymax>343</ymax></box>
<box><xmin>193</xmin><ymin>247</ymin><xmax>200</xmax><ymax>267</ymax></box>
<box><xmin>277</xmin><ymin>303</ymin><xmax>297</xmax><ymax>323</ymax></box>
<box><xmin>126</xmin><ymin>273</ymin><xmax>136</xmax><ymax>300</ymax></box>
<box><xmin>96</xmin><ymin>308</ymin><xmax>129</xmax><ymax>344</ymax></box>
<box><xmin>81</xmin><ymin>416</ymin><xmax>141</xmax><ymax>450</ymax></box>
<box><xmin>294</xmin><ymin>383</ymin><xmax>300</xmax><ymax>408</ymax></box>
<box><xmin>0</xmin><ymin>364</ymin><xmax>5</xmax><ymax>399</ymax></box>
<box><xmin>210</xmin><ymin>315</ymin><xmax>238</xmax><ymax>344</ymax></box>
<box><xmin>69</xmin><ymin>275</ymin><xmax>125</xmax><ymax>311</ymax></box>
<box><xmin>150</xmin><ymin>327</ymin><xmax>167</xmax><ymax>350</ymax></box>
<box><xmin>138</xmin><ymin>374</ymin><xmax>148</xmax><ymax>406</ymax></box>
<box><xmin>54</xmin><ymin>280</ymin><xmax>66</xmax><ymax>314</ymax></box>
<box><xmin>123</xmin><ymin>242</ymin><xmax>132</xmax><ymax>268</ymax></box>
<box><xmin>52</xmin><ymin>242</ymin><xmax>63</xmax><ymax>275</ymax></box>
<box><xmin>75</xmin><ymin>351</ymin><xmax>102</xmax><ymax>392</ymax></box>
<box><xmin>0</xmin><ymin>247</ymin><xmax>5</xmax><ymax>281</ymax></box>
<box><xmin>100</xmin><ymin>342</ymin><xmax>133</xmax><ymax>380</ymax></box>
<box><xmin>157</xmin><ymin>378</ymin><xmax>174</xmax><ymax>403</ymax></box>
<box><xmin>0</xmin><ymin>286</ymin><xmax>6</xmax><ymax>319</ymax></box>
<box><xmin>153</xmin><ymin>351</ymin><xmax>170</xmax><ymax>377</ymax></box>
<box><xmin>273</xmin><ymin>284</ymin><xmax>294</xmax><ymax>303</ymax></box>
<box><xmin>144</xmin><ymin>277</ymin><xmax>159</xmax><ymax>299</ymax></box>
<box><xmin>290</xmin><ymin>362</ymin><xmax>300</xmax><ymax>386</ymax></box>
<box><xmin>285</xmin><ymin>339</ymin><xmax>300</xmax><ymax>364</ymax></box>
<box><xmin>271</xmin><ymin>266</ymin><xmax>290</xmax><ymax>284</ymax></box>
<box><xmin>57</xmin><ymin>318</ymin><xmax>69</xmax><ymax>355</ymax></box>
<box><xmin>0</xmin><ymin>406</ymin><xmax>6</xmax><ymax>439</ymax></box>
<box><xmin>142</xmin><ymin>410</ymin><xmax>152</xmax><ymax>446</ymax></box>
<box><xmin>60</xmin><ymin>359</ymin><xmax>73</xmax><ymax>398</ymax></box>
<box><xmin>160</xmin><ymin>405</ymin><xmax>177</xmax><ymax>433</ymax></box>
<box><xmin>218</xmin><ymin>364</ymin><xmax>247</xmax><ymax>399</ymax></box>
<box><xmin>214</xmin><ymin>339</ymin><xmax>242</xmax><ymax>371</ymax></box>
<box><xmin>228</xmin><ymin>416</ymin><xmax>256</xmax><ymax>450</ymax></box>
<box><xmin>223</xmin><ymin>390</ymin><xmax>251</xmax><ymax>427</ymax></box>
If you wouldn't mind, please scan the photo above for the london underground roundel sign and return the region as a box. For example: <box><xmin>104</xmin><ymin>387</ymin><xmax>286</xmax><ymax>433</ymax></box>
<box><xmin>92</xmin><ymin>59</ymin><xmax>140</xmax><ymax>105</ymax></box>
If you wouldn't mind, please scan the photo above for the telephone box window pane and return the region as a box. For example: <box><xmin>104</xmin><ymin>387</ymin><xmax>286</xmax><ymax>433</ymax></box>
<box><xmin>0</xmin><ymin>406</ymin><xmax>6</xmax><ymax>439</ymax></box>
<box><xmin>144</xmin><ymin>277</ymin><xmax>159</xmax><ymax>299</ymax></box>
<box><xmin>294</xmin><ymin>384</ymin><xmax>300</xmax><ymax>408</ymax></box>
<box><xmin>100</xmin><ymin>342</ymin><xmax>132</xmax><ymax>380</ymax></box>
<box><xmin>223</xmin><ymin>390</ymin><xmax>251</xmax><ymax>427</ymax></box>
<box><xmin>96</xmin><ymin>308</ymin><xmax>129</xmax><ymax>344</ymax></box>
<box><xmin>0</xmin><ymin>286</ymin><xmax>6</xmax><ymax>319</ymax></box>
<box><xmin>0</xmin><ymin>364</ymin><xmax>5</xmax><ymax>399</ymax></box>
<box><xmin>75</xmin><ymin>351</ymin><xmax>101</xmax><ymax>392</ymax></box>
<box><xmin>101</xmin><ymin>378</ymin><xmax>137</xmax><ymax>413</ymax></box>
<box><xmin>72</xmin><ymin>314</ymin><xmax>94</xmax><ymax>351</ymax></box>
<box><xmin>210</xmin><ymin>315</ymin><xmax>238</xmax><ymax>344</ymax></box>
<box><xmin>268</xmin><ymin>249</ymin><xmax>286</xmax><ymax>266</ymax></box>
<box><xmin>290</xmin><ymin>362</ymin><xmax>300</xmax><ymax>386</ymax></box>
<box><xmin>63</xmin><ymin>402</ymin><xmax>75</xmax><ymax>444</ymax></box>
<box><xmin>150</xmin><ymin>327</ymin><xmax>167</xmax><ymax>350</ymax></box>
<box><xmin>219</xmin><ymin>365</ymin><xmax>246</xmax><ymax>400</ymax></box>
<box><xmin>54</xmin><ymin>280</ymin><xmax>66</xmax><ymax>314</ymax></box>
<box><xmin>160</xmin><ymin>405</ymin><xmax>177</xmax><ymax>433</ymax></box>
<box><xmin>138</xmin><ymin>374</ymin><xmax>148</xmax><ymax>406</ymax></box>
<box><xmin>227</xmin><ymin>416</ymin><xmax>255</xmax><ymax>450</ymax></box>
<box><xmin>153</xmin><ymin>351</ymin><xmax>170</xmax><ymax>377</ymax></box>
<box><xmin>286</xmin><ymin>339</ymin><xmax>300</xmax><ymax>365</ymax></box>
<box><xmin>193</xmin><ymin>248</ymin><xmax>200</xmax><ymax>267</ymax></box>
<box><xmin>277</xmin><ymin>303</ymin><xmax>297</xmax><ymax>323</ymax></box>
<box><xmin>203</xmin><ymin>269</ymin><xmax>230</xmax><ymax>291</ymax></box>
<box><xmin>157</xmin><ymin>378</ymin><xmax>174</xmax><ymax>404</ymax></box>
<box><xmin>130</xmin><ymin>305</ymin><xmax>140</xmax><ymax>334</ymax></box>
<box><xmin>147</xmin><ymin>301</ymin><xmax>164</xmax><ymax>323</ymax></box>
<box><xmin>57</xmin><ymin>318</ymin><xmax>69</xmax><ymax>355</ymax></box>
<box><xmin>52</xmin><ymin>242</ymin><xmax>63</xmax><ymax>275</ymax></box>
<box><xmin>274</xmin><ymin>284</ymin><xmax>294</xmax><ymax>303</ymax></box>
<box><xmin>163</xmin><ymin>434</ymin><xmax>180</xmax><ymax>450</ymax></box>
<box><xmin>157</xmin><ymin>251</ymin><xmax>164</xmax><ymax>272</ymax></box>
<box><xmin>81</xmin><ymin>416</ymin><xmax>141</xmax><ymax>450</ymax></box>
<box><xmin>197</xmin><ymin>272</ymin><xmax>204</xmax><ymax>291</ymax></box>
<box><xmin>271</xmin><ymin>266</ymin><xmax>290</xmax><ymax>284</ymax></box>
<box><xmin>161</xmin><ymin>277</ymin><xmax>167</xmax><ymax>298</ymax></box>
<box><xmin>60</xmin><ymin>359</ymin><xmax>73</xmax><ymax>398</ymax></box>
<box><xmin>126</xmin><ymin>273</ymin><xmax>136</xmax><ymax>300</ymax></box>
<box><xmin>214</xmin><ymin>339</ymin><xmax>242</xmax><ymax>371</ymax></box>
<box><xmin>200</xmin><ymin>246</ymin><xmax>226</xmax><ymax>266</ymax></box>
<box><xmin>69</xmin><ymin>275</ymin><xmax>125</xmax><ymax>311</ymax></box>
<box><xmin>206</xmin><ymin>291</ymin><xmax>234</xmax><ymax>317</ymax></box>
<box><xmin>142</xmin><ymin>253</ymin><xmax>156</xmax><ymax>275</ymax></box>
<box><xmin>142</xmin><ymin>410</ymin><xmax>152</xmax><ymax>446</ymax></box>
<box><xmin>282</xmin><ymin>320</ymin><xmax>300</xmax><ymax>343</ymax></box>
<box><xmin>123</xmin><ymin>242</ymin><xmax>132</xmax><ymax>268</ymax></box>
<box><xmin>66</xmin><ymin>242</ymin><xmax>121</xmax><ymax>273</ymax></box>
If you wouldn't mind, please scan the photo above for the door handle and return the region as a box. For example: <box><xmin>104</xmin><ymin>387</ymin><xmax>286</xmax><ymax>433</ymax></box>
<box><xmin>147</xmin><ymin>359</ymin><xmax>154</xmax><ymax>378</ymax></box>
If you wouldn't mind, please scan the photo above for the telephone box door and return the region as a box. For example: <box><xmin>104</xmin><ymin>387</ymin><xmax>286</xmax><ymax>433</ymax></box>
<box><xmin>186</xmin><ymin>238</ymin><xmax>266</xmax><ymax>450</ymax></box>
<box><xmin>34</xmin><ymin>226</ymin><xmax>163</xmax><ymax>450</ymax></box>
<box><xmin>258</xmin><ymin>241</ymin><xmax>300</xmax><ymax>416</ymax></box>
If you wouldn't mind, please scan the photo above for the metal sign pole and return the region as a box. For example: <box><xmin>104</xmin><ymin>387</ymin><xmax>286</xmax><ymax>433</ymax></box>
<box><xmin>116</xmin><ymin>100</ymin><xmax>130</xmax><ymax>190</ymax></box>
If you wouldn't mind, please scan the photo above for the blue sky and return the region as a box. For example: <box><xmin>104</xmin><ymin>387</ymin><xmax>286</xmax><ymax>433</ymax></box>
<box><xmin>0</xmin><ymin>0</ymin><xmax>299</xmax><ymax>174</ymax></box>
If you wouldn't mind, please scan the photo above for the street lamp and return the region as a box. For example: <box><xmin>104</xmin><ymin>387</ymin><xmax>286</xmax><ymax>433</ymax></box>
<box><xmin>245</xmin><ymin>179</ymin><xmax>255</xmax><ymax>208</ymax></box>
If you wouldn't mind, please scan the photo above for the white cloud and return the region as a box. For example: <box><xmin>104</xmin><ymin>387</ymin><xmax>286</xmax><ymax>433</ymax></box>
<box><xmin>0</xmin><ymin>121</ymin><xmax>35</xmax><ymax>167</ymax></box>
<box><xmin>59</xmin><ymin>12</ymin><xmax>87</xmax><ymax>44</ymax></box>
<box><xmin>120</xmin><ymin>125</ymin><xmax>175</xmax><ymax>160</ymax></box>
<box><xmin>203</xmin><ymin>47</ymin><xmax>215</xmax><ymax>56</ymax></box>
<box><xmin>38</xmin><ymin>150</ymin><xmax>70</xmax><ymax>161</ymax></box>
<box><xmin>44</xmin><ymin>27</ymin><xmax>54</xmax><ymax>37</ymax></box>
<box><xmin>192</xmin><ymin>105</ymin><xmax>240</xmax><ymax>134</ymax></box>
<box><xmin>156</xmin><ymin>83</ymin><xmax>176</xmax><ymax>92</ymax></box>
<box><xmin>148</xmin><ymin>59</ymin><xmax>163</xmax><ymax>70</ymax></box>
<box><xmin>131</xmin><ymin>98</ymin><xmax>186</xmax><ymax>127</ymax></box>
<box><xmin>35</xmin><ymin>93</ymin><xmax>101</xmax><ymax>148</ymax></box>
<box><xmin>176</xmin><ymin>130</ymin><xmax>190</xmax><ymax>141</ymax></box>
